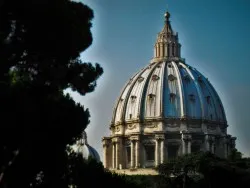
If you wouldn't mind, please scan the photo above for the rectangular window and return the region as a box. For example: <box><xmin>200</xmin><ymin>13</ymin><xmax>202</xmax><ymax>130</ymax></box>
<box><xmin>168</xmin><ymin>145</ymin><xmax>179</xmax><ymax>159</ymax></box>
<box><xmin>126</xmin><ymin>147</ymin><xmax>131</xmax><ymax>162</ymax></box>
<box><xmin>145</xmin><ymin>145</ymin><xmax>155</xmax><ymax>161</ymax></box>
<box><xmin>191</xmin><ymin>145</ymin><xmax>200</xmax><ymax>153</ymax></box>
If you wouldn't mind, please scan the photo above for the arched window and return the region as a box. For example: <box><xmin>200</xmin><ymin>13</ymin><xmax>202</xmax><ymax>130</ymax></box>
<box><xmin>172</xmin><ymin>43</ymin><xmax>175</xmax><ymax>56</ymax></box>
<box><xmin>167</xmin><ymin>44</ymin><xmax>170</xmax><ymax>56</ymax></box>
<box><xmin>170</xmin><ymin>93</ymin><xmax>176</xmax><ymax>103</ymax></box>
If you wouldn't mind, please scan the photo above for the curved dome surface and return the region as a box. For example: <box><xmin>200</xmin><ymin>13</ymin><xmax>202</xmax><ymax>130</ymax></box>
<box><xmin>111</xmin><ymin>61</ymin><xmax>226</xmax><ymax>125</ymax></box>
<box><xmin>75</xmin><ymin>131</ymin><xmax>100</xmax><ymax>162</ymax></box>
<box><xmin>77</xmin><ymin>144</ymin><xmax>100</xmax><ymax>162</ymax></box>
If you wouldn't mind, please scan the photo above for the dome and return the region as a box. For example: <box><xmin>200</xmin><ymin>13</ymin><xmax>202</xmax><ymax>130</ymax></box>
<box><xmin>77</xmin><ymin>144</ymin><xmax>100</xmax><ymax>162</ymax></box>
<box><xmin>111</xmin><ymin>61</ymin><xmax>227</xmax><ymax>127</ymax></box>
<box><xmin>110</xmin><ymin>11</ymin><xmax>227</xmax><ymax>135</ymax></box>
<box><xmin>102</xmin><ymin>11</ymin><xmax>236</xmax><ymax>173</ymax></box>
<box><xmin>75</xmin><ymin>131</ymin><xmax>100</xmax><ymax>162</ymax></box>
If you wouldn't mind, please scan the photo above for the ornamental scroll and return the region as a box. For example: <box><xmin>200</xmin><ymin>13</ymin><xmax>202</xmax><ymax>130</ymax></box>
<box><xmin>127</xmin><ymin>124</ymin><xmax>136</xmax><ymax>130</ymax></box>
<box><xmin>144</xmin><ymin>122</ymin><xmax>158</xmax><ymax>128</ymax></box>
<box><xmin>115</xmin><ymin>126</ymin><xmax>120</xmax><ymax>132</ymax></box>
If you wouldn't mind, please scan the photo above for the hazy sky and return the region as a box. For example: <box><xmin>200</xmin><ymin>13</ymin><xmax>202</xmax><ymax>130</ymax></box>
<box><xmin>68</xmin><ymin>0</ymin><xmax>250</xmax><ymax>158</ymax></box>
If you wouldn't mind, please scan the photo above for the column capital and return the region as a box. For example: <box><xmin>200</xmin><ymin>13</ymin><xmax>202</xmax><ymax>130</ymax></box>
<box><xmin>182</xmin><ymin>133</ymin><xmax>192</xmax><ymax>141</ymax></box>
<box><xmin>102</xmin><ymin>138</ymin><xmax>111</xmax><ymax>147</ymax></box>
<box><xmin>130</xmin><ymin>135</ymin><xmax>140</xmax><ymax>141</ymax></box>
<box><xmin>230</xmin><ymin>137</ymin><xmax>237</xmax><ymax>147</ymax></box>
<box><xmin>112</xmin><ymin>137</ymin><xmax>120</xmax><ymax>144</ymax></box>
<box><xmin>155</xmin><ymin>134</ymin><xmax>165</xmax><ymax>140</ymax></box>
<box><xmin>205</xmin><ymin>134</ymin><xmax>215</xmax><ymax>142</ymax></box>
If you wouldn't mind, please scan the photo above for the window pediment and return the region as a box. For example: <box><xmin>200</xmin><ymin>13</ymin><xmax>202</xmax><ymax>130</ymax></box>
<box><xmin>189</xmin><ymin>94</ymin><xmax>195</xmax><ymax>102</ymax></box>
<box><xmin>168</xmin><ymin>74</ymin><xmax>176</xmax><ymax>81</ymax></box>
<box><xmin>152</xmin><ymin>74</ymin><xmax>160</xmax><ymax>81</ymax></box>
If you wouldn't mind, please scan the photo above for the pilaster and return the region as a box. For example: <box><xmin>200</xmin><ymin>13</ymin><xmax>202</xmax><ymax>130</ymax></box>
<box><xmin>130</xmin><ymin>135</ymin><xmax>140</xmax><ymax>169</ymax></box>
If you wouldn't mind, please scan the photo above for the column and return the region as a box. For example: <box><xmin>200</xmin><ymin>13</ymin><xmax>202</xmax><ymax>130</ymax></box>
<box><xmin>160</xmin><ymin>43</ymin><xmax>163</xmax><ymax>57</ymax></box>
<box><xmin>205</xmin><ymin>135</ymin><xmax>210</xmax><ymax>152</ymax></box>
<box><xmin>115</xmin><ymin>141</ymin><xmax>119</xmax><ymax>169</ymax></box>
<box><xmin>224</xmin><ymin>139</ymin><xmax>228</xmax><ymax>158</ymax></box>
<box><xmin>182</xmin><ymin>139</ymin><xmax>186</xmax><ymax>155</ymax></box>
<box><xmin>158</xmin><ymin>43</ymin><xmax>161</xmax><ymax>57</ymax></box>
<box><xmin>160</xmin><ymin>139</ymin><xmax>165</xmax><ymax>164</ymax></box>
<box><xmin>130</xmin><ymin>141</ymin><xmax>134</xmax><ymax>168</ymax></box>
<box><xmin>187</xmin><ymin>140</ymin><xmax>191</xmax><ymax>154</ymax></box>
<box><xmin>135</xmin><ymin>140</ymin><xmax>140</xmax><ymax>168</ymax></box>
<box><xmin>154</xmin><ymin>47</ymin><xmax>157</xmax><ymax>57</ymax></box>
<box><xmin>156</xmin><ymin>45</ymin><xmax>159</xmax><ymax>57</ymax></box>
<box><xmin>103</xmin><ymin>144</ymin><xmax>108</xmax><ymax>168</ymax></box>
<box><xmin>212</xmin><ymin>142</ymin><xmax>215</xmax><ymax>154</ymax></box>
<box><xmin>142</xmin><ymin>145</ymin><xmax>146</xmax><ymax>168</ymax></box>
<box><xmin>112</xmin><ymin>143</ymin><xmax>116</xmax><ymax>169</ymax></box>
<box><xmin>155</xmin><ymin>139</ymin><xmax>159</xmax><ymax>167</ymax></box>
<box><xmin>165</xmin><ymin>44</ymin><xmax>168</xmax><ymax>57</ymax></box>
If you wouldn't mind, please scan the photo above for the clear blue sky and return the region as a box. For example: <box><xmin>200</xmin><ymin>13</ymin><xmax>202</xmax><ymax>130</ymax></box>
<box><xmin>69</xmin><ymin>0</ymin><xmax>250</xmax><ymax>158</ymax></box>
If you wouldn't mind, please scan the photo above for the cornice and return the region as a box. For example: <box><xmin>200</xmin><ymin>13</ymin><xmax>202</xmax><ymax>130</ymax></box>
<box><xmin>111</xmin><ymin>117</ymin><xmax>227</xmax><ymax>128</ymax></box>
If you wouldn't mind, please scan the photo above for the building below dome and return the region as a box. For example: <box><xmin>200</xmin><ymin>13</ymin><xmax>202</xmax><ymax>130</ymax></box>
<box><xmin>75</xmin><ymin>131</ymin><xmax>100</xmax><ymax>162</ymax></box>
<box><xmin>102</xmin><ymin>10</ymin><xmax>236</xmax><ymax>174</ymax></box>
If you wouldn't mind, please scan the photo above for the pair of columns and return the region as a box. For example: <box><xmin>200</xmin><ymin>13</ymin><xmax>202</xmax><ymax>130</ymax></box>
<box><xmin>130</xmin><ymin>139</ymin><xmax>140</xmax><ymax>168</ymax></box>
<box><xmin>205</xmin><ymin>134</ymin><xmax>216</xmax><ymax>154</ymax></box>
<box><xmin>102</xmin><ymin>137</ymin><xmax>121</xmax><ymax>169</ymax></box>
<box><xmin>111</xmin><ymin>139</ymin><xmax>120</xmax><ymax>169</ymax></box>
<box><xmin>130</xmin><ymin>135</ymin><xmax>165</xmax><ymax>168</ymax></box>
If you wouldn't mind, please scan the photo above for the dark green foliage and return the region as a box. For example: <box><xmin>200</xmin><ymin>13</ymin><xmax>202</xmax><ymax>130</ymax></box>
<box><xmin>125</xmin><ymin>175</ymin><xmax>169</xmax><ymax>188</ymax></box>
<box><xmin>65</xmin><ymin>153</ymin><xmax>142</xmax><ymax>188</ymax></box>
<box><xmin>0</xmin><ymin>0</ymin><xmax>104</xmax><ymax>187</ymax></box>
<box><xmin>0</xmin><ymin>0</ymin><xmax>103</xmax><ymax>94</ymax></box>
<box><xmin>157</xmin><ymin>151</ymin><xmax>250</xmax><ymax>188</ymax></box>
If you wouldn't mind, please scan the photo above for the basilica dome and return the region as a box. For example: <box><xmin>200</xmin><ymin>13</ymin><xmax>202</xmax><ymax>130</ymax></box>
<box><xmin>110</xmin><ymin>11</ymin><xmax>227</xmax><ymax>134</ymax></box>
<box><xmin>102</xmin><ymin>11</ymin><xmax>236</xmax><ymax>173</ymax></box>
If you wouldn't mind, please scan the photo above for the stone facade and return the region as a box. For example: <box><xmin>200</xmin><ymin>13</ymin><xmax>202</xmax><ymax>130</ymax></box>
<box><xmin>102</xmin><ymin>11</ymin><xmax>236</xmax><ymax>174</ymax></box>
<box><xmin>102</xmin><ymin>125</ymin><xmax>236</xmax><ymax>171</ymax></box>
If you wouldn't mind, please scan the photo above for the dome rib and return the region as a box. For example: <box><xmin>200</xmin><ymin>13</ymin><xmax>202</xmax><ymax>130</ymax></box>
<box><xmin>128</xmin><ymin>63</ymin><xmax>159</xmax><ymax>121</ymax></box>
<box><xmin>112</xmin><ymin>69</ymin><xmax>144</xmax><ymax>124</ymax></box>
<box><xmin>198</xmin><ymin>73</ymin><xmax>219</xmax><ymax>121</ymax></box>
<box><xmin>143</xmin><ymin>62</ymin><xmax>164</xmax><ymax>119</ymax></box>
<box><xmin>172</xmin><ymin>62</ymin><xmax>185</xmax><ymax>117</ymax></box>
<box><xmin>181</xmin><ymin>63</ymin><xmax>205</xmax><ymax>119</ymax></box>
<box><xmin>207</xmin><ymin>80</ymin><xmax>227</xmax><ymax>123</ymax></box>
<box><xmin>159</xmin><ymin>62</ymin><xmax>166</xmax><ymax>118</ymax></box>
